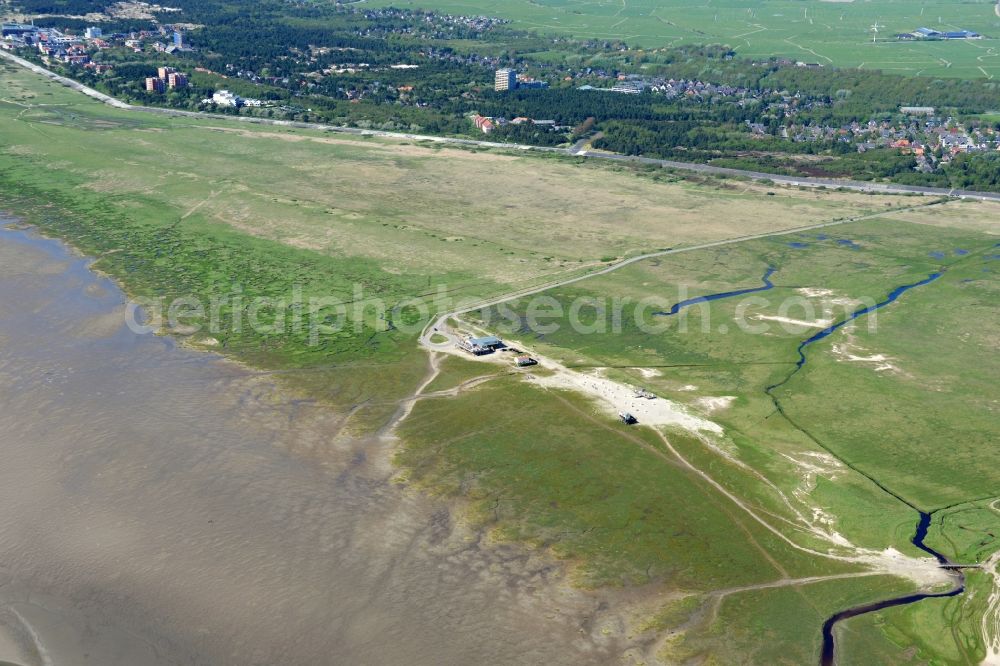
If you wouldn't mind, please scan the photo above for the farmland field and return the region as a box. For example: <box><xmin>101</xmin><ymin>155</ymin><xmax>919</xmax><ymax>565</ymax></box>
<box><xmin>370</xmin><ymin>0</ymin><xmax>1000</xmax><ymax>79</ymax></box>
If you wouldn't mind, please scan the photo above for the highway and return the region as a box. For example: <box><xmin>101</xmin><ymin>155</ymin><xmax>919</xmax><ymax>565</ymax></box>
<box><xmin>5</xmin><ymin>49</ymin><xmax>1000</xmax><ymax>205</ymax></box>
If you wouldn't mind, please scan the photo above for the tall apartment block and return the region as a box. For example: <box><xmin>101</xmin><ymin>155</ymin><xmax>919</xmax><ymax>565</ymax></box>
<box><xmin>495</xmin><ymin>68</ymin><xmax>517</xmax><ymax>92</ymax></box>
<box><xmin>167</xmin><ymin>72</ymin><xmax>187</xmax><ymax>89</ymax></box>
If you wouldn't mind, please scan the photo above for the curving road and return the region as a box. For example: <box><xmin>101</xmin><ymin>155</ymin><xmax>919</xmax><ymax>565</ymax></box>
<box><xmin>4</xmin><ymin>50</ymin><xmax>1000</xmax><ymax>205</ymax></box>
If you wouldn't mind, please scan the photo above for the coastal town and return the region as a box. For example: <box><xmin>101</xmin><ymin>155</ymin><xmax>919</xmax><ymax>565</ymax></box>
<box><xmin>469</xmin><ymin>67</ymin><xmax>999</xmax><ymax>169</ymax></box>
<box><xmin>2</xmin><ymin>20</ymin><xmax>188</xmax><ymax>63</ymax></box>
<box><xmin>3</xmin><ymin>4</ymin><xmax>999</xmax><ymax>188</ymax></box>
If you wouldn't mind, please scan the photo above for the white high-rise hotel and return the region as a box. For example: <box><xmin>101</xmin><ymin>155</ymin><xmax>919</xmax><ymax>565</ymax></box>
<box><xmin>494</xmin><ymin>68</ymin><xmax>517</xmax><ymax>91</ymax></box>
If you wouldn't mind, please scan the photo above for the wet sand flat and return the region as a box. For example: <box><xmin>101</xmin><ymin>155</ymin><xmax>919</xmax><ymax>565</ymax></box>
<box><xmin>0</xmin><ymin>224</ymin><xmax>626</xmax><ymax>666</ymax></box>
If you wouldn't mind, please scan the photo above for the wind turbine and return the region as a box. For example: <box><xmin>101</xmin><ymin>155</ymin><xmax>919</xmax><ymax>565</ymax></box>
<box><xmin>870</xmin><ymin>20</ymin><xmax>881</xmax><ymax>43</ymax></box>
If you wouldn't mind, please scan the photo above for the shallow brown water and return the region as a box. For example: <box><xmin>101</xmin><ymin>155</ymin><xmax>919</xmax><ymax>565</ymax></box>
<box><xmin>0</xmin><ymin>225</ymin><xmax>631</xmax><ymax>665</ymax></box>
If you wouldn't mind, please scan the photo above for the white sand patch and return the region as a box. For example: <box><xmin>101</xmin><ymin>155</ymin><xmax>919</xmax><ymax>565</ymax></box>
<box><xmin>783</xmin><ymin>450</ymin><xmax>844</xmax><ymax>477</ymax></box>
<box><xmin>837</xmin><ymin>349</ymin><xmax>889</xmax><ymax>363</ymax></box>
<box><xmin>527</xmin><ymin>366</ymin><xmax>723</xmax><ymax>434</ymax></box>
<box><xmin>979</xmin><ymin>548</ymin><xmax>1000</xmax><ymax>665</ymax></box>
<box><xmin>980</xmin><ymin>502</ymin><xmax>1000</xmax><ymax>664</ymax></box>
<box><xmin>637</xmin><ymin>367</ymin><xmax>662</xmax><ymax>379</ymax></box>
<box><xmin>691</xmin><ymin>431</ymin><xmax>742</xmax><ymax>465</ymax></box>
<box><xmin>797</xmin><ymin>287</ymin><xmax>864</xmax><ymax>310</ymax></box>
<box><xmin>829</xmin><ymin>297</ymin><xmax>864</xmax><ymax>307</ymax></box>
<box><xmin>829</xmin><ymin>325</ymin><xmax>908</xmax><ymax>374</ymax></box>
<box><xmin>797</xmin><ymin>287</ymin><xmax>834</xmax><ymax>298</ymax></box>
<box><xmin>429</xmin><ymin>328</ymin><xmax>720</xmax><ymax>433</ymax></box>
<box><xmin>831</xmin><ymin>340</ymin><xmax>905</xmax><ymax>375</ymax></box>
<box><xmin>677</xmin><ymin>384</ymin><xmax>698</xmax><ymax>392</ymax></box>
<box><xmin>781</xmin><ymin>451</ymin><xmax>844</xmax><ymax>529</ymax></box>
<box><xmin>856</xmin><ymin>548</ymin><xmax>953</xmax><ymax>589</ymax></box>
<box><xmin>694</xmin><ymin>396</ymin><xmax>736</xmax><ymax>413</ymax></box>
<box><xmin>754</xmin><ymin>314</ymin><xmax>833</xmax><ymax>329</ymax></box>
<box><xmin>772</xmin><ymin>451</ymin><xmax>952</xmax><ymax>588</ymax></box>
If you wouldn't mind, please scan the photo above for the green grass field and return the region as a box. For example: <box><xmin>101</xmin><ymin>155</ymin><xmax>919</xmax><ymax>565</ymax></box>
<box><xmin>470</xmin><ymin>215</ymin><xmax>999</xmax><ymax>512</ymax></box>
<box><xmin>460</xmin><ymin>212</ymin><xmax>999</xmax><ymax>661</ymax></box>
<box><xmin>373</xmin><ymin>0</ymin><xmax>1000</xmax><ymax>78</ymax></box>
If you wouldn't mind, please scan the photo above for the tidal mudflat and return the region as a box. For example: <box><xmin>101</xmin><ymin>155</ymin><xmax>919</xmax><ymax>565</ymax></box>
<box><xmin>0</xmin><ymin>223</ymin><xmax>631</xmax><ymax>666</ymax></box>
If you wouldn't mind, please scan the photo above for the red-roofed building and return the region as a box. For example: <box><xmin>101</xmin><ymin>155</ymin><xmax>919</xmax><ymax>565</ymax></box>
<box><xmin>472</xmin><ymin>115</ymin><xmax>495</xmax><ymax>134</ymax></box>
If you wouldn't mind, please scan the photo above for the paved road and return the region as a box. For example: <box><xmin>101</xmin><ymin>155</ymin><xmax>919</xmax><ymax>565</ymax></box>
<box><xmin>5</xmin><ymin>50</ymin><xmax>1000</xmax><ymax>204</ymax></box>
<box><xmin>418</xmin><ymin>200</ymin><xmax>944</xmax><ymax>348</ymax></box>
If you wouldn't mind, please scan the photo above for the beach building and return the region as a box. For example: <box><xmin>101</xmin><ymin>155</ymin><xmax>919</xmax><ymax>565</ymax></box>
<box><xmin>941</xmin><ymin>30</ymin><xmax>981</xmax><ymax>39</ymax></box>
<box><xmin>459</xmin><ymin>335</ymin><xmax>504</xmax><ymax>355</ymax></box>
<box><xmin>909</xmin><ymin>27</ymin><xmax>981</xmax><ymax>40</ymax></box>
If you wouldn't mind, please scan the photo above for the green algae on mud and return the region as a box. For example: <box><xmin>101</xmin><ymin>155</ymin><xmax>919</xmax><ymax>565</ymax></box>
<box><xmin>0</xmin><ymin>226</ymin><xmax>642</xmax><ymax>666</ymax></box>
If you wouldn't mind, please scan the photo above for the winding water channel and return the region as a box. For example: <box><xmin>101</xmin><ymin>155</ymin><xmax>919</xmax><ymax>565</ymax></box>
<box><xmin>654</xmin><ymin>266</ymin><xmax>777</xmax><ymax>315</ymax></box>
<box><xmin>819</xmin><ymin>512</ymin><xmax>965</xmax><ymax>666</ymax></box>
<box><xmin>767</xmin><ymin>271</ymin><xmax>943</xmax><ymax>392</ymax></box>
<box><xmin>756</xmin><ymin>269</ymin><xmax>962</xmax><ymax>665</ymax></box>
<box><xmin>649</xmin><ymin>264</ymin><xmax>962</xmax><ymax>662</ymax></box>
